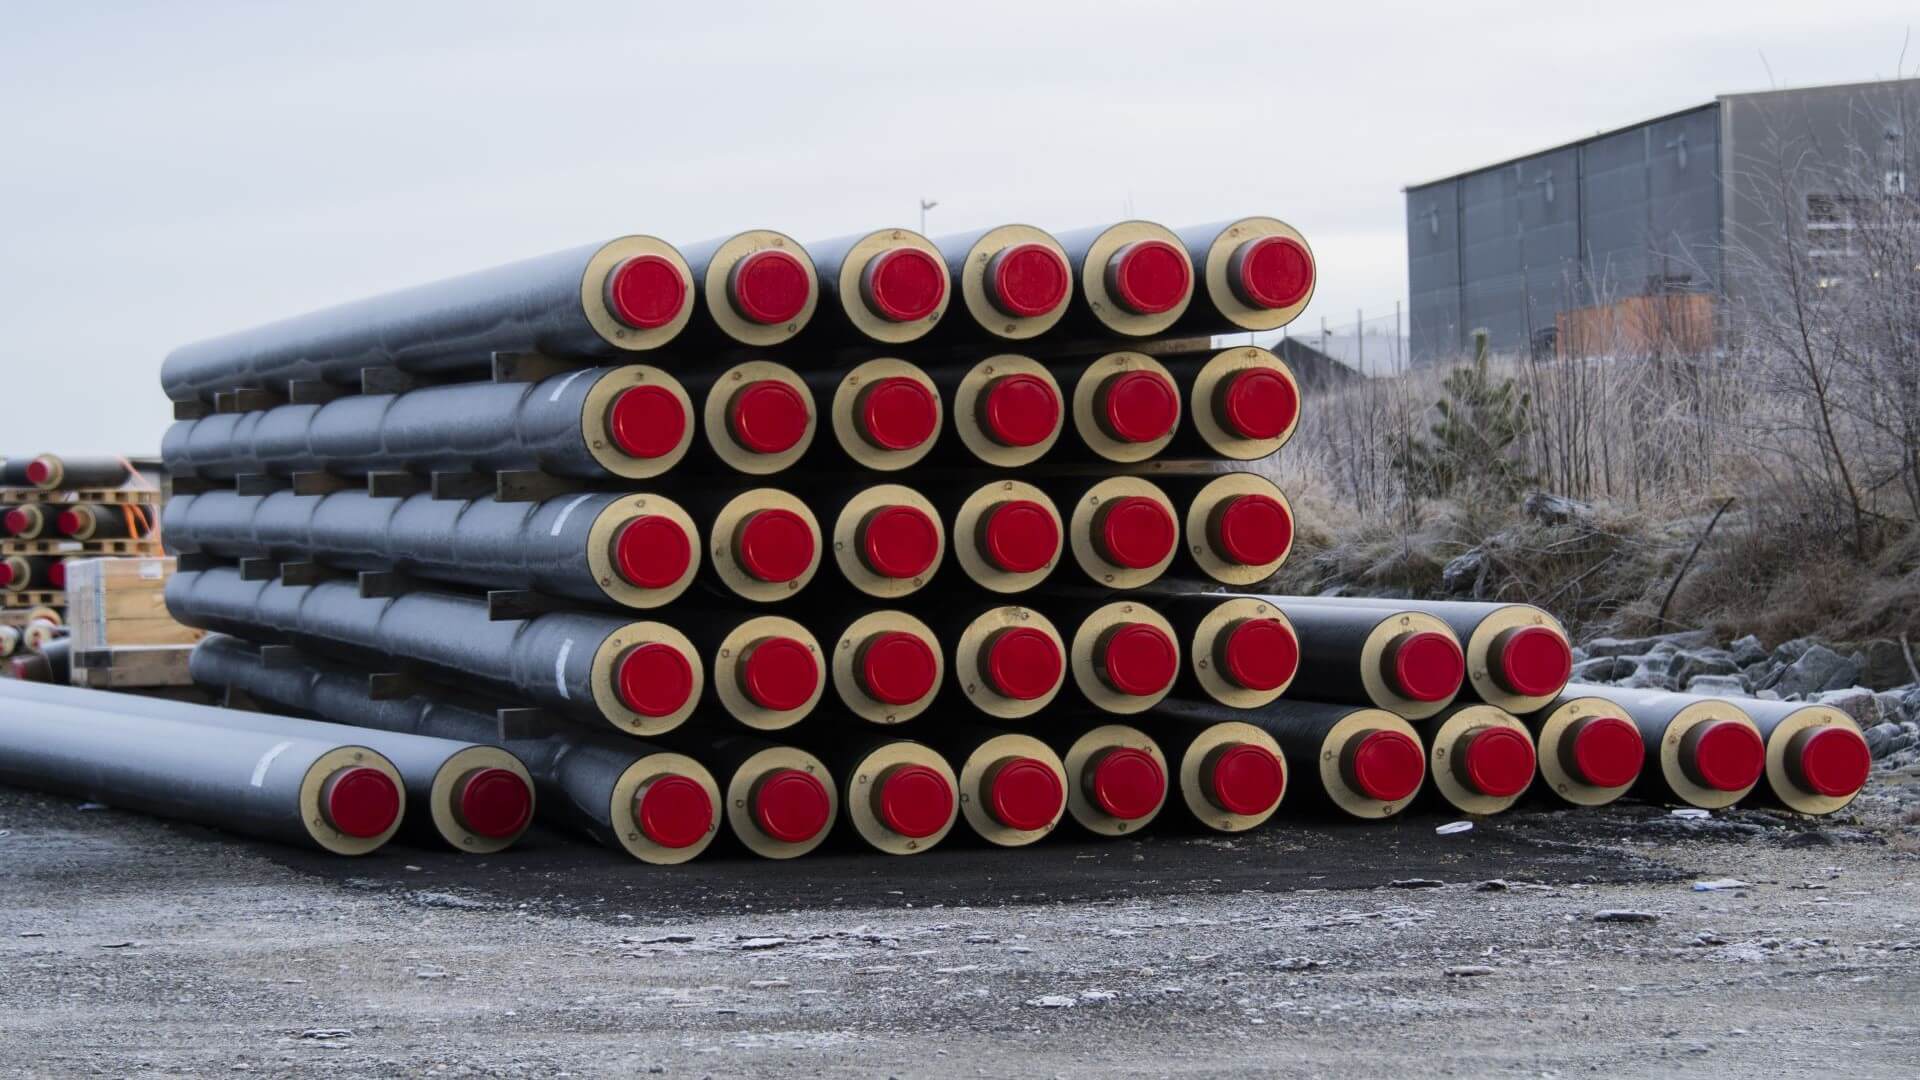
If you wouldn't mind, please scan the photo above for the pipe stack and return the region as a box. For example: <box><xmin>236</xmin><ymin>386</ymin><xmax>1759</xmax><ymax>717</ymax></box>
<box><xmin>3</xmin><ymin>212</ymin><xmax>1859</xmax><ymax>864</ymax></box>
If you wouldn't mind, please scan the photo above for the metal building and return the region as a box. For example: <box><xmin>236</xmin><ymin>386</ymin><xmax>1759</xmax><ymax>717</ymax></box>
<box><xmin>1405</xmin><ymin>78</ymin><xmax>1920</xmax><ymax>365</ymax></box>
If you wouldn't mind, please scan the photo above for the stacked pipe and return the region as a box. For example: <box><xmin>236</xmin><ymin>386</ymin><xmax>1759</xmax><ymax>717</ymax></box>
<box><xmin>5</xmin><ymin>212</ymin><xmax>1846</xmax><ymax>861</ymax></box>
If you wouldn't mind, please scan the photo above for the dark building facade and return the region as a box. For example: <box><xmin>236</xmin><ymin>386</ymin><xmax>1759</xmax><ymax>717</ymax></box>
<box><xmin>1406</xmin><ymin>79</ymin><xmax>1919</xmax><ymax>365</ymax></box>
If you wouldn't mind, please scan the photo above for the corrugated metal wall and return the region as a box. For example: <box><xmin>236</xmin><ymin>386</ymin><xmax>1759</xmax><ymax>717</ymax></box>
<box><xmin>1407</xmin><ymin>104</ymin><xmax>1721</xmax><ymax>365</ymax></box>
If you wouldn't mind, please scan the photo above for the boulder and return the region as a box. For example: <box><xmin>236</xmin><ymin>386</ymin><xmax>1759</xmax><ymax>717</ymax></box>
<box><xmin>1523</xmin><ymin>492</ymin><xmax>1593</xmax><ymax>526</ymax></box>
<box><xmin>1812</xmin><ymin>687</ymin><xmax>1880</xmax><ymax>727</ymax></box>
<box><xmin>1873</xmin><ymin>691</ymin><xmax>1909</xmax><ymax>723</ymax></box>
<box><xmin>1852</xmin><ymin>639</ymin><xmax>1918</xmax><ymax>691</ymax></box>
<box><xmin>1582</xmin><ymin>630</ymin><xmax>1715</xmax><ymax>659</ymax></box>
<box><xmin>1863</xmin><ymin>721</ymin><xmax>1920</xmax><ymax>761</ymax></box>
<box><xmin>1685</xmin><ymin>674</ymin><xmax>1748</xmax><ymax>695</ymax></box>
<box><xmin>1439</xmin><ymin>550</ymin><xmax>1487</xmax><ymax>596</ymax></box>
<box><xmin>1765</xmin><ymin>645</ymin><xmax>1861</xmax><ymax>698</ymax></box>
<box><xmin>1728</xmin><ymin>635</ymin><xmax>1768</xmax><ymax>667</ymax></box>
<box><xmin>1771</xmin><ymin>637</ymin><xmax>1817</xmax><ymax>665</ymax></box>
<box><xmin>1571</xmin><ymin>656</ymin><xmax>1637</xmax><ymax>683</ymax></box>
<box><xmin>1670</xmin><ymin>649</ymin><xmax>1741</xmax><ymax>688</ymax></box>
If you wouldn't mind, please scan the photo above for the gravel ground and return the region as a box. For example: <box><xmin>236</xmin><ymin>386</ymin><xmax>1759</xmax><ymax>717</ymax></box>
<box><xmin>2</xmin><ymin>766</ymin><xmax>1917</xmax><ymax>1079</ymax></box>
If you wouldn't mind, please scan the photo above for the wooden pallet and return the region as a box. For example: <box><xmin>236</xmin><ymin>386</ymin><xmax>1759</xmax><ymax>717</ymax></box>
<box><xmin>0</xmin><ymin>539</ymin><xmax>163</xmax><ymax>556</ymax></box>
<box><xmin>0</xmin><ymin>487</ymin><xmax>161</xmax><ymax>506</ymax></box>
<box><xmin>1</xmin><ymin>591</ymin><xmax>63</xmax><ymax>609</ymax></box>
<box><xmin>70</xmin><ymin>643</ymin><xmax>194</xmax><ymax>689</ymax></box>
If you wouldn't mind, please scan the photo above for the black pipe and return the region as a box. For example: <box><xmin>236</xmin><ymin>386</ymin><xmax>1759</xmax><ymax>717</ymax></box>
<box><xmin>164</xmin><ymin>567</ymin><xmax>704</xmax><ymax>737</ymax></box>
<box><xmin>1169</xmin><ymin>218</ymin><xmax>1316</xmax><ymax>337</ymax></box>
<box><xmin>1051</xmin><ymin>220</ymin><xmax>1197</xmax><ymax>344</ymax></box>
<box><xmin>1285</xmin><ymin>597</ymin><xmax>1572</xmax><ymax>712</ymax></box>
<box><xmin>19</xmin><ymin>638</ymin><xmax>531</xmax><ymax>853</ymax></box>
<box><xmin>800</xmin><ymin>732</ymin><xmax>960</xmax><ymax>855</ymax></box>
<box><xmin>164</xmin><ymin>488</ymin><xmax>699</xmax><ymax>610</ymax></box>
<box><xmin>53</xmin><ymin>503</ymin><xmax>151</xmax><ymax>541</ymax></box>
<box><xmin>1</xmin><ymin>454</ymin><xmax>135</xmax><ymax>490</ymax></box>
<box><xmin>1267</xmin><ymin>601</ymin><xmax>1468</xmax><ymax>720</ymax></box>
<box><xmin>923</xmin><ymin>355</ymin><xmax>1068</xmax><ymax>470</ymax></box>
<box><xmin>675</xmin><ymin>359</ymin><xmax>820</xmax><ymax>477</ymax></box>
<box><xmin>1155</xmin><ymin>473</ymin><xmax>1294</xmax><ymax>588</ymax></box>
<box><xmin>160</xmin><ymin>364</ymin><xmax>695</xmax><ymax>483</ymax></box>
<box><xmin>1519</xmin><ymin>693</ymin><xmax>1646</xmax><ymax>807</ymax></box>
<box><xmin>1</xmin><ymin>504</ymin><xmax>47</xmax><ymax>538</ymax></box>
<box><xmin>1157</xmin><ymin>346</ymin><xmax>1303</xmax><ymax>462</ymax></box>
<box><xmin>1158</xmin><ymin>698</ymin><xmax>1426</xmax><ymax>821</ymax></box>
<box><xmin>160</xmin><ymin>237</ymin><xmax>697</xmax><ymax>405</ymax></box>
<box><xmin>1</xmin><ymin>555</ymin><xmax>62</xmax><ymax>591</ymax></box>
<box><xmin>672</xmin><ymin>230</ymin><xmax>819</xmax><ymax>351</ymax></box>
<box><xmin>182</xmin><ymin>635</ymin><xmax>720</xmax><ymax>862</ymax></box>
<box><xmin>798</xmin><ymin>360</ymin><xmax>944</xmax><ymax>473</ymax></box>
<box><xmin>924</xmin><ymin>225</ymin><xmax>1074</xmax><ymax>346</ymax></box>
<box><xmin>913</xmin><ymin>722</ymin><xmax>1070</xmax><ymax>846</ymax></box>
<box><xmin>0</xmin><ymin>681</ymin><xmax>405</xmax><ymax>853</ymax></box>
<box><xmin>653</xmin><ymin>731</ymin><xmax>838</xmax><ymax>859</ymax></box>
<box><xmin>799</xmin><ymin>229</ymin><xmax>952</xmax><ymax>350</ymax></box>
<box><xmin>1716</xmin><ymin>696</ymin><xmax>1870</xmax><ymax>814</ymax></box>
<box><xmin>1130</xmin><ymin>711</ymin><xmax>1288</xmax><ymax>832</ymax></box>
<box><xmin>1563</xmin><ymin>683</ymin><xmax>1766</xmax><ymax>810</ymax></box>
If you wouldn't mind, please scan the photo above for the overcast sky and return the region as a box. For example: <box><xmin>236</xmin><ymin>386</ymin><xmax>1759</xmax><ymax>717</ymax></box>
<box><xmin>2</xmin><ymin>1</ymin><xmax>1913</xmax><ymax>454</ymax></box>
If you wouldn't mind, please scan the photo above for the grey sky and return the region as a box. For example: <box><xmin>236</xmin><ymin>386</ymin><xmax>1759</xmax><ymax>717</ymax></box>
<box><xmin>2</xmin><ymin>0</ymin><xmax>1913</xmax><ymax>454</ymax></box>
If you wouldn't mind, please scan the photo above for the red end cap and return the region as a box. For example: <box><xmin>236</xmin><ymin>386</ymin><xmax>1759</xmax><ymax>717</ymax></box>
<box><xmin>728</xmin><ymin>249</ymin><xmax>811</xmax><ymax>326</ymax></box>
<box><xmin>987</xmin><ymin>243</ymin><xmax>1070</xmax><ymax>318</ymax></box>
<box><xmin>47</xmin><ymin>561</ymin><xmax>65</xmax><ymax>589</ymax></box>
<box><xmin>859</xmin><ymin>505</ymin><xmax>939</xmax><ymax>580</ymax></box>
<box><xmin>1794</xmin><ymin>726</ymin><xmax>1871</xmax><ymax>798</ymax></box>
<box><xmin>615</xmin><ymin>642</ymin><xmax>696</xmax><ymax>718</ymax></box>
<box><xmin>1219</xmin><ymin>368</ymin><xmax>1299</xmax><ymax>441</ymax></box>
<box><xmin>982</xmin><ymin>627</ymin><xmax>1063</xmax><ymax>700</ymax></box>
<box><xmin>1086</xmin><ymin>747</ymin><xmax>1165</xmax><ymax>820</ymax></box>
<box><xmin>606</xmin><ymin>254</ymin><xmax>688</xmax><ymax>330</ymax></box>
<box><xmin>634</xmin><ymin>774</ymin><xmax>714</xmax><ymax>849</ymax></box>
<box><xmin>1107</xmin><ymin>239</ymin><xmax>1190</xmax><ymax>314</ymax></box>
<box><xmin>751</xmin><ymin>768</ymin><xmax>832</xmax><ymax>844</ymax></box>
<box><xmin>456</xmin><ymin>768</ymin><xmax>533</xmax><ymax>839</ymax></box>
<box><xmin>1098</xmin><ymin>371</ymin><xmax>1179</xmax><ymax>444</ymax></box>
<box><xmin>321</xmin><ymin>766</ymin><xmax>401</xmax><ymax>839</ymax></box>
<box><xmin>857</xmin><ymin>377</ymin><xmax>938</xmax><ymax>452</ymax></box>
<box><xmin>612</xmin><ymin>515</ymin><xmax>692</xmax><ymax>590</ymax></box>
<box><xmin>24</xmin><ymin>460</ymin><xmax>51</xmax><ymax>486</ymax></box>
<box><xmin>0</xmin><ymin>563</ymin><xmax>12</xmax><ymax>587</ymax></box>
<box><xmin>55</xmin><ymin>509</ymin><xmax>84</xmax><ymax>536</ymax></box>
<box><xmin>980</xmin><ymin>500</ymin><xmax>1059</xmax><ymax>574</ymax></box>
<box><xmin>734</xmin><ymin>508</ymin><xmax>814</xmax><ymax>583</ymax></box>
<box><xmin>1688</xmin><ymin>721</ymin><xmax>1767</xmax><ymax>792</ymax></box>
<box><xmin>1099</xmin><ymin>623</ymin><xmax>1178</xmax><ymax>697</ymax></box>
<box><xmin>876</xmin><ymin>764</ymin><xmax>953</xmax><ymax>838</ymax></box>
<box><xmin>606</xmin><ymin>385</ymin><xmax>688</xmax><ymax>460</ymax></box>
<box><xmin>1457</xmin><ymin>727</ymin><xmax>1536</xmax><ymax>798</ymax></box>
<box><xmin>2</xmin><ymin>509</ymin><xmax>29</xmax><ymax>535</ymax></box>
<box><xmin>727</xmin><ymin>380</ymin><xmax>810</xmax><ymax>454</ymax></box>
<box><xmin>861</xmin><ymin>247</ymin><xmax>947</xmax><ymax>322</ymax></box>
<box><xmin>1231</xmin><ymin>235</ymin><xmax>1314</xmax><ymax>309</ymax></box>
<box><xmin>1221</xmin><ymin>617</ymin><xmax>1299</xmax><ymax>692</ymax></box>
<box><xmin>1208</xmin><ymin>743</ymin><xmax>1285</xmax><ymax>816</ymax></box>
<box><xmin>1566</xmin><ymin>716</ymin><xmax>1643</xmax><ymax>788</ymax></box>
<box><xmin>740</xmin><ymin>636</ymin><xmax>819</xmax><ymax>712</ymax></box>
<box><xmin>986</xmin><ymin>757</ymin><xmax>1064</xmax><ymax>831</ymax></box>
<box><xmin>1097</xmin><ymin>496</ymin><xmax>1176</xmax><ymax>570</ymax></box>
<box><xmin>1211</xmin><ymin>494</ymin><xmax>1293</xmax><ymax>567</ymax></box>
<box><xmin>1493</xmin><ymin>626</ymin><xmax>1573</xmax><ymax>698</ymax></box>
<box><xmin>1385</xmin><ymin>631</ymin><xmax>1464</xmax><ymax>703</ymax></box>
<box><xmin>858</xmin><ymin>631</ymin><xmax>938</xmax><ymax>705</ymax></box>
<box><xmin>1345</xmin><ymin>729</ymin><xmax>1425</xmax><ymax>802</ymax></box>
<box><xmin>979</xmin><ymin>373</ymin><xmax>1061</xmax><ymax>448</ymax></box>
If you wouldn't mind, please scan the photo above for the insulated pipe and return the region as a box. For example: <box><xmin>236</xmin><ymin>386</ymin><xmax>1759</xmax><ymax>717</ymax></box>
<box><xmin>1158</xmin><ymin>473</ymin><xmax>1294</xmax><ymax>588</ymax></box>
<box><xmin>919</xmin><ymin>725</ymin><xmax>1070</xmax><ymax>847</ymax></box>
<box><xmin>662</xmin><ymin>733</ymin><xmax>837</xmax><ymax>859</ymax></box>
<box><xmin>822</xmin><ymin>482</ymin><xmax>947</xmax><ymax>601</ymax></box>
<box><xmin>1156</xmin><ymin>594</ymin><xmax>1300</xmax><ymax>710</ymax></box>
<box><xmin>672</xmin><ymin>612</ymin><xmax>826</xmax><ymax>732</ymax></box>
<box><xmin>674</xmin><ymin>230</ymin><xmax>820</xmax><ymax>350</ymax></box>
<box><xmin>1055</xmin><ymin>596</ymin><xmax>1183</xmax><ymax>716</ymax></box>
<box><xmin>928</xmin><ymin>225</ymin><xmax>1074</xmax><ymax>343</ymax></box>
<box><xmin>927</xmin><ymin>603</ymin><xmax>1070</xmax><ymax>722</ymax></box>
<box><xmin>682</xmin><ymin>359</ymin><xmax>820</xmax><ymax>476</ymax></box>
<box><xmin>21</xmin><ymin>615</ymin><xmax>64</xmax><ymax>651</ymax></box>
<box><xmin>1421</xmin><ymin>704</ymin><xmax>1537</xmax><ymax>815</ymax></box>
<box><xmin>1</xmin><ymin>504</ymin><xmax>47</xmax><ymax>539</ymax></box>
<box><xmin>927</xmin><ymin>355</ymin><xmax>1067</xmax><ymax>469</ymax></box>
<box><xmin>938</xmin><ymin>477</ymin><xmax>1066</xmax><ymax>595</ymax></box>
<box><xmin>0</xmin><ymin>455</ymin><xmax>135</xmax><ymax>491</ymax></box>
<box><xmin>1066</xmin><ymin>351</ymin><xmax>1184</xmax><ymax>465</ymax></box>
<box><xmin>682</xmin><ymin>487</ymin><xmax>824</xmax><ymax>605</ymax></box>
<box><xmin>1288</xmin><ymin>598</ymin><xmax>1573</xmax><ymax>714</ymax></box>
<box><xmin>801</xmin><ymin>358</ymin><xmax>945</xmax><ymax>473</ymax></box>
<box><xmin>1522</xmin><ymin>694</ymin><xmax>1645</xmax><ymax>807</ymax></box>
<box><xmin>1133</xmin><ymin>708</ymin><xmax>1288</xmax><ymax>833</ymax></box>
<box><xmin>802</xmin><ymin>228</ymin><xmax>952</xmax><ymax>349</ymax></box>
<box><xmin>164</xmin><ymin>568</ymin><xmax>704</xmax><ymax>737</ymax></box>
<box><xmin>54</xmin><ymin>504</ymin><xmax>150</xmax><ymax>542</ymax></box>
<box><xmin>182</xmin><ymin>635</ymin><xmax>719</xmax><ymax>862</ymax></box>
<box><xmin>1162</xmin><ymin>346</ymin><xmax>1303</xmax><ymax>461</ymax></box>
<box><xmin>1736</xmin><ymin>698</ymin><xmax>1872</xmax><ymax>815</ymax></box>
<box><xmin>1564</xmin><ymin>683</ymin><xmax>1767</xmax><ymax>810</ymax></box>
<box><xmin>161</xmin><ymin>365</ymin><xmax>697</xmax><ymax>483</ymax></box>
<box><xmin>1170</xmin><ymin>218</ymin><xmax>1316</xmax><ymax>336</ymax></box>
<box><xmin>812</xmin><ymin>735</ymin><xmax>960</xmax><ymax>855</ymax></box>
<box><xmin>1045</xmin><ymin>723</ymin><xmax>1171</xmax><ymax>837</ymax></box>
<box><xmin>10</xmin><ymin>637</ymin><xmax>71</xmax><ymax>683</ymax></box>
<box><xmin>1192</xmin><ymin>699</ymin><xmax>1426</xmax><ymax>820</ymax></box>
<box><xmin>0</xmin><ymin>555</ymin><xmax>62</xmax><ymax>591</ymax></box>
<box><xmin>164</xmin><ymin>489</ymin><xmax>701</xmax><ymax>610</ymax></box>
<box><xmin>1270</xmin><ymin>601</ymin><xmax>1467</xmax><ymax>721</ymax></box>
<box><xmin>826</xmin><ymin>610</ymin><xmax>944</xmax><ymax>725</ymax></box>
<box><xmin>166</xmin><ymin>637</ymin><xmax>534</xmax><ymax>853</ymax></box>
<box><xmin>0</xmin><ymin>684</ymin><xmax>404</xmax><ymax>854</ymax></box>
<box><xmin>1054</xmin><ymin>221</ymin><xmax>1196</xmax><ymax>341</ymax></box>
<box><xmin>160</xmin><ymin>237</ymin><xmax>697</xmax><ymax>405</ymax></box>
<box><xmin>1038</xmin><ymin>475</ymin><xmax>1180</xmax><ymax>591</ymax></box>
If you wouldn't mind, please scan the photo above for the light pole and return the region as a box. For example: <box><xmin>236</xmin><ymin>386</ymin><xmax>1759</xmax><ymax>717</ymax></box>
<box><xmin>919</xmin><ymin>198</ymin><xmax>938</xmax><ymax>235</ymax></box>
